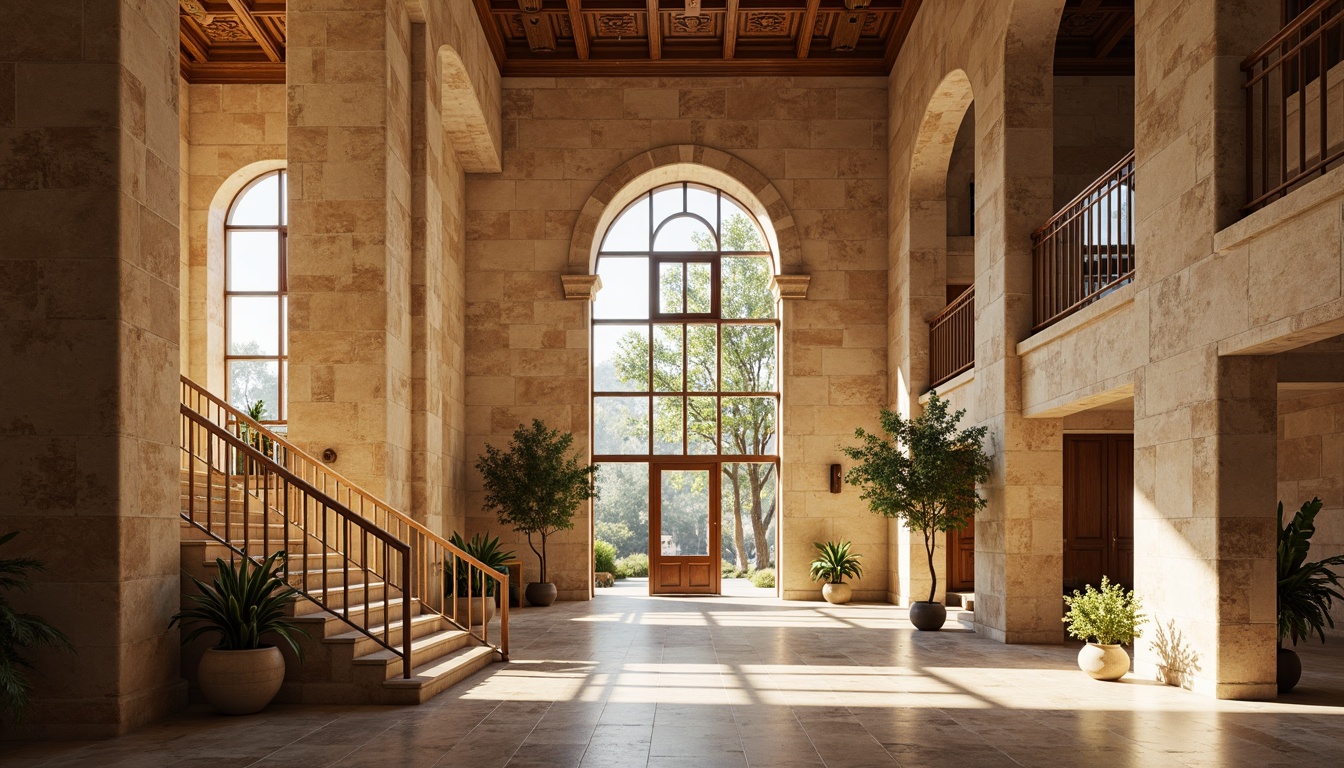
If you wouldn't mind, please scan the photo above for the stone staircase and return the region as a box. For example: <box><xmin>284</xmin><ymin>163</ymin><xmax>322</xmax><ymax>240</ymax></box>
<box><xmin>947</xmin><ymin>591</ymin><xmax>976</xmax><ymax>630</ymax></box>
<box><xmin>178</xmin><ymin>469</ymin><xmax>499</xmax><ymax>705</ymax></box>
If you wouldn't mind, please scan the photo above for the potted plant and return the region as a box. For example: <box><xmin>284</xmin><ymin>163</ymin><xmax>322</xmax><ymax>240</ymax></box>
<box><xmin>448</xmin><ymin>532</ymin><xmax>513</xmax><ymax>626</ymax></box>
<box><xmin>840</xmin><ymin>392</ymin><xmax>990</xmax><ymax>630</ymax></box>
<box><xmin>809</xmin><ymin>540</ymin><xmax>864</xmax><ymax>605</ymax></box>
<box><xmin>1063</xmin><ymin>576</ymin><xmax>1146</xmax><ymax>680</ymax></box>
<box><xmin>1276</xmin><ymin>497</ymin><xmax>1344</xmax><ymax>693</ymax></box>
<box><xmin>171</xmin><ymin>550</ymin><xmax>308</xmax><ymax>715</ymax></box>
<box><xmin>0</xmin><ymin>531</ymin><xmax>74</xmax><ymax>722</ymax></box>
<box><xmin>476</xmin><ymin>419</ymin><xmax>598</xmax><ymax>607</ymax></box>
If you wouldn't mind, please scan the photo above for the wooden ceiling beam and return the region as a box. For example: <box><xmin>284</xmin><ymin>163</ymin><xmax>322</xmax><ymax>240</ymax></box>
<box><xmin>567</xmin><ymin>0</ymin><xmax>590</xmax><ymax>59</ymax></box>
<box><xmin>884</xmin><ymin>0</ymin><xmax>923</xmax><ymax>70</ymax></box>
<box><xmin>797</xmin><ymin>0</ymin><xmax>822</xmax><ymax>59</ymax></box>
<box><xmin>1093</xmin><ymin>12</ymin><xmax>1134</xmax><ymax>59</ymax></box>
<box><xmin>503</xmin><ymin>56</ymin><xmax>887</xmax><ymax>78</ymax></box>
<box><xmin>647</xmin><ymin>0</ymin><xmax>662</xmax><ymax>60</ymax></box>
<box><xmin>225</xmin><ymin>0</ymin><xmax>281</xmax><ymax>62</ymax></box>
<box><xmin>723</xmin><ymin>0</ymin><xmax>739</xmax><ymax>59</ymax></box>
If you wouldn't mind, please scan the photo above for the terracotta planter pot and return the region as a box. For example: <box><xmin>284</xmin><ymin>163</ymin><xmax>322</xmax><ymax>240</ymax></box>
<box><xmin>198</xmin><ymin>646</ymin><xmax>285</xmax><ymax>715</ymax></box>
<box><xmin>526</xmin><ymin>582</ymin><xmax>558</xmax><ymax>607</ymax></box>
<box><xmin>1077</xmin><ymin>643</ymin><xmax>1130</xmax><ymax>681</ymax></box>
<box><xmin>821</xmin><ymin>582</ymin><xmax>852</xmax><ymax>605</ymax></box>
<box><xmin>909</xmin><ymin>601</ymin><xmax>947</xmax><ymax>631</ymax></box>
<box><xmin>1278</xmin><ymin>647</ymin><xmax>1302</xmax><ymax>693</ymax></box>
<box><xmin>454</xmin><ymin>594</ymin><xmax>496</xmax><ymax>626</ymax></box>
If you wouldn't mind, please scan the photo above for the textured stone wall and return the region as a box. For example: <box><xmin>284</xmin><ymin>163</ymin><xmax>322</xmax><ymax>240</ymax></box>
<box><xmin>1053</xmin><ymin>76</ymin><xmax>1135</xmax><ymax>208</ymax></box>
<box><xmin>1277</xmin><ymin>387</ymin><xmax>1344</xmax><ymax>633</ymax></box>
<box><xmin>0</xmin><ymin>0</ymin><xmax>186</xmax><ymax>737</ymax></box>
<box><xmin>464</xmin><ymin>76</ymin><xmax>890</xmax><ymax>601</ymax></box>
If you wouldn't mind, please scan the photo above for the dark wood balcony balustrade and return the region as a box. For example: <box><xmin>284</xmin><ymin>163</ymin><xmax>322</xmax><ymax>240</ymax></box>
<box><xmin>929</xmin><ymin>285</ymin><xmax>975</xmax><ymax>389</ymax></box>
<box><xmin>1245</xmin><ymin>0</ymin><xmax>1344</xmax><ymax>214</ymax></box>
<box><xmin>1031</xmin><ymin>150</ymin><xmax>1135</xmax><ymax>333</ymax></box>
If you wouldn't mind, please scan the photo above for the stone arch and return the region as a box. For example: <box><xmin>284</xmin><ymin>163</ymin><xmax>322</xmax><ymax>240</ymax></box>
<box><xmin>569</xmin><ymin>145</ymin><xmax>801</xmax><ymax>274</ymax></box>
<box><xmin>189</xmin><ymin>159</ymin><xmax>287</xmax><ymax>393</ymax></box>
<box><xmin>439</xmin><ymin>44</ymin><xmax>501</xmax><ymax>174</ymax></box>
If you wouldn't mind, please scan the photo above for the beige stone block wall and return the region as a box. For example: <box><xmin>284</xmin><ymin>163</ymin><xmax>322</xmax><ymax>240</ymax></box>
<box><xmin>465</xmin><ymin>76</ymin><xmax>890</xmax><ymax>602</ymax></box>
<box><xmin>0</xmin><ymin>0</ymin><xmax>187</xmax><ymax>737</ymax></box>
<box><xmin>1277</xmin><ymin>387</ymin><xmax>1344</xmax><ymax>634</ymax></box>
<box><xmin>180</xmin><ymin>83</ymin><xmax>286</xmax><ymax>392</ymax></box>
<box><xmin>1054</xmin><ymin>76</ymin><xmax>1135</xmax><ymax>208</ymax></box>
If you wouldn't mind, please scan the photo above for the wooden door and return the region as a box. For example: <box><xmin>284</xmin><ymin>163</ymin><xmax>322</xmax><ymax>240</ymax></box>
<box><xmin>1063</xmin><ymin>434</ymin><xmax>1134</xmax><ymax>593</ymax></box>
<box><xmin>649</xmin><ymin>463</ymin><xmax>720</xmax><ymax>595</ymax></box>
<box><xmin>946</xmin><ymin>519</ymin><xmax>975</xmax><ymax>592</ymax></box>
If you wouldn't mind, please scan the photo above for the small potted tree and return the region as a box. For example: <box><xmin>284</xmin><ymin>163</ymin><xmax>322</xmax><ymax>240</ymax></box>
<box><xmin>841</xmin><ymin>392</ymin><xmax>990</xmax><ymax>630</ymax></box>
<box><xmin>1276</xmin><ymin>497</ymin><xmax>1344</xmax><ymax>693</ymax></box>
<box><xmin>1063</xmin><ymin>576</ymin><xmax>1146</xmax><ymax>681</ymax></box>
<box><xmin>171</xmin><ymin>550</ymin><xmax>308</xmax><ymax>715</ymax></box>
<box><xmin>476</xmin><ymin>420</ymin><xmax>598</xmax><ymax>607</ymax></box>
<box><xmin>809</xmin><ymin>540</ymin><xmax>864</xmax><ymax>605</ymax></box>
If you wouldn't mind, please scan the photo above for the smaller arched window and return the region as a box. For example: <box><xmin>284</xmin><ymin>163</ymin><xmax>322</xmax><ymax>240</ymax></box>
<box><xmin>225</xmin><ymin>170</ymin><xmax>287</xmax><ymax>423</ymax></box>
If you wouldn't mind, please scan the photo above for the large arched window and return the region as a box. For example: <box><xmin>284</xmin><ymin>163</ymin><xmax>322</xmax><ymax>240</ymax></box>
<box><xmin>592</xmin><ymin>182</ymin><xmax>780</xmax><ymax>595</ymax></box>
<box><xmin>225</xmin><ymin>169</ymin><xmax>287</xmax><ymax>423</ymax></box>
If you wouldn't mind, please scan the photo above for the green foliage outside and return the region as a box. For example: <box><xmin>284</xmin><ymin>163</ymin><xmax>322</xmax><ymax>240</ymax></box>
<box><xmin>841</xmin><ymin>392</ymin><xmax>991</xmax><ymax>602</ymax></box>
<box><xmin>750</xmin><ymin>569</ymin><xmax>775</xmax><ymax>589</ymax></box>
<box><xmin>809</xmin><ymin>540</ymin><xmax>864</xmax><ymax>585</ymax></box>
<box><xmin>1063</xmin><ymin>576</ymin><xmax>1146</xmax><ymax>646</ymax></box>
<box><xmin>597</xmin><ymin>212</ymin><xmax>778</xmax><ymax>571</ymax></box>
<box><xmin>477</xmin><ymin>420</ymin><xmax>598</xmax><ymax>584</ymax></box>
<box><xmin>614</xmin><ymin>554</ymin><xmax>649</xmax><ymax>578</ymax></box>
<box><xmin>0</xmin><ymin>531</ymin><xmax>73</xmax><ymax>721</ymax></box>
<box><xmin>171</xmin><ymin>550</ymin><xmax>309</xmax><ymax>657</ymax></box>
<box><xmin>1278</xmin><ymin>497</ymin><xmax>1344</xmax><ymax>646</ymax></box>
<box><xmin>594</xmin><ymin>540</ymin><xmax>618</xmax><ymax>575</ymax></box>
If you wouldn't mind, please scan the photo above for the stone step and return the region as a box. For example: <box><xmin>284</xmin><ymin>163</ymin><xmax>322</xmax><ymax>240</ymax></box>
<box><xmin>379</xmin><ymin>645</ymin><xmax>498</xmax><ymax>705</ymax></box>
<box><xmin>353</xmin><ymin>627</ymin><xmax>474</xmax><ymax>680</ymax></box>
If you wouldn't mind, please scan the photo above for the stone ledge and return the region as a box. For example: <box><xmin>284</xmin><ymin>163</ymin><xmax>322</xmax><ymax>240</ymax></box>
<box><xmin>919</xmin><ymin>367</ymin><xmax>974</xmax><ymax>403</ymax></box>
<box><xmin>1215</xmin><ymin>164</ymin><xmax>1344</xmax><ymax>253</ymax></box>
<box><xmin>560</xmin><ymin>274</ymin><xmax>601</xmax><ymax>301</ymax></box>
<box><xmin>772</xmin><ymin>274</ymin><xmax>811</xmax><ymax>300</ymax></box>
<box><xmin>1016</xmin><ymin>282</ymin><xmax>1136</xmax><ymax>358</ymax></box>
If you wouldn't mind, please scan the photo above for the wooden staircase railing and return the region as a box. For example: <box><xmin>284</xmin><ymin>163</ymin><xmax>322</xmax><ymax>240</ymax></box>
<box><xmin>929</xmin><ymin>285</ymin><xmax>974</xmax><ymax>388</ymax></box>
<box><xmin>179</xmin><ymin>376</ymin><xmax>508</xmax><ymax>676</ymax></box>
<box><xmin>1031</xmin><ymin>150</ymin><xmax>1135</xmax><ymax>332</ymax></box>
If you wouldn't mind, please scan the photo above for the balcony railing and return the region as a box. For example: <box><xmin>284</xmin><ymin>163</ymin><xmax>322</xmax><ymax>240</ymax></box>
<box><xmin>1244</xmin><ymin>0</ymin><xmax>1344</xmax><ymax>213</ymax></box>
<box><xmin>929</xmin><ymin>285</ymin><xmax>974</xmax><ymax>388</ymax></box>
<box><xmin>1031</xmin><ymin>150</ymin><xmax>1135</xmax><ymax>332</ymax></box>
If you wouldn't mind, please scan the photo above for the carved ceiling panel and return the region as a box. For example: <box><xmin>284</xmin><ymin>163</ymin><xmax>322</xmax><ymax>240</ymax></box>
<box><xmin>179</xmin><ymin>1</ymin><xmax>286</xmax><ymax>84</ymax></box>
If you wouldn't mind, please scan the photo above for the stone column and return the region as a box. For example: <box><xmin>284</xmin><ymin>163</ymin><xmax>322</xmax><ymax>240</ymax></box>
<box><xmin>287</xmin><ymin>0</ymin><xmax>415</xmax><ymax>509</ymax></box>
<box><xmin>0</xmin><ymin>0</ymin><xmax>186</xmax><ymax>736</ymax></box>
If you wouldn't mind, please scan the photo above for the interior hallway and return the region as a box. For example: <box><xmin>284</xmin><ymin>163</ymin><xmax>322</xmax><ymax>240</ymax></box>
<box><xmin>4</xmin><ymin>583</ymin><xmax>1343</xmax><ymax>767</ymax></box>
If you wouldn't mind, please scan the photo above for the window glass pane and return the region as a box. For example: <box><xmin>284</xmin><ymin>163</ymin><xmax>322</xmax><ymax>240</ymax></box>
<box><xmin>228</xmin><ymin>359</ymin><xmax>280</xmax><ymax>419</ymax></box>
<box><xmin>687</xmin><ymin>184</ymin><xmax>719</xmax><ymax>234</ymax></box>
<box><xmin>722</xmin><ymin>257</ymin><xmax>775</xmax><ymax>319</ymax></box>
<box><xmin>652</xmin><ymin>324</ymin><xmax>683</xmax><ymax>392</ymax></box>
<box><xmin>686</xmin><ymin>325</ymin><xmax>717</xmax><ymax>392</ymax></box>
<box><xmin>721</xmin><ymin>397</ymin><xmax>776</xmax><ymax>455</ymax></box>
<box><xmin>719</xmin><ymin>197</ymin><xmax>768</xmax><ymax>251</ymax></box>
<box><xmin>594</xmin><ymin>325</ymin><xmax>648</xmax><ymax>392</ymax></box>
<box><xmin>721</xmin><ymin>462</ymin><xmax>777</xmax><ymax>570</ymax></box>
<box><xmin>595</xmin><ymin>462</ymin><xmax>649</xmax><ymax>559</ymax></box>
<box><xmin>722</xmin><ymin>325</ymin><xmax>776</xmax><ymax>392</ymax></box>
<box><xmin>652</xmin><ymin>185</ymin><xmax>683</xmax><ymax>230</ymax></box>
<box><xmin>658</xmin><ymin>262</ymin><xmax>683</xmax><ymax>314</ymax></box>
<box><xmin>653</xmin><ymin>396</ymin><xmax>684</xmax><ymax>455</ymax></box>
<box><xmin>228</xmin><ymin>172</ymin><xmax>281</xmax><ymax>226</ymax></box>
<box><xmin>228</xmin><ymin>296</ymin><xmax>280</xmax><ymax>355</ymax></box>
<box><xmin>227</xmin><ymin>231</ymin><xmax>280</xmax><ymax>291</ymax></box>
<box><xmin>659</xmin><ymin>469</ymin><xmax>710</xmax><ymax>556</ymax></box>
<box><xmin>594</xmin><ymin>396</ymin><xmax>649</xmax><ymax>455</ymax></box>
<box><xmin>688</xmin><ymin>396</ymin><xmax>717</xmax><ymax>455</ymax></box>
<box><xmin>654</xmin><ymin>216</ymin><xmax>716</xmax><ymax>252</ymax></box>
<box><xmin>687</xmin><ymin>262</ymin><xmax>712</xmax><ymax>313</ymax></box>
<box><xmin>600</xmin><ymin>195</ymin><xmax>650</xmax><ymax>252</ymax></box>
<box><xmin>594</xmin><ymin>257</ymin><xmax>649</xmax><ymax>319</ymax></box>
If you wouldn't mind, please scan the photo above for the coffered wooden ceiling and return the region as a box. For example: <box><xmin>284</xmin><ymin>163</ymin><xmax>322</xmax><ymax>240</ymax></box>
<box><xmin>1054</xmin><ymin>0</ymin><xmax>1135</xmax><ymax>76</ymax></box>
<box><xmin>179</xmin><ymin>1</ymin><xmax>286</xmax><ymax>84</ymax></box>
<box><xmin>472</xmin><ymin>1</ymin><xmax>923</xmax><ymax>77</ymax></box>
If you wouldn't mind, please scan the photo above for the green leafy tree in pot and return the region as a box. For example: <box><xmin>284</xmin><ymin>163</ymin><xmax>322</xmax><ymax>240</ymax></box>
<box><xmin>477</xmin><ymin>420</ymin><xmax>598</xmax><ymax>606</ymax></box>
<box><xmin>1276</xmin><ymin>497</ymin><xmax>1344</xmax><ymax>692</ymax></box>
<box><xmin>0</xmin><ymin>531</ymin><xmax>74</xmax><ymax>722</ymax></box>
<box><xmin>1063</xmin><ymin>576</ymin><xmax>1146</xmax><ymax>681</ymax></box>
<box><xmin>840</xmin><ymin>392</ymin><xmax>990</xmax><ymax>624</ymax></box>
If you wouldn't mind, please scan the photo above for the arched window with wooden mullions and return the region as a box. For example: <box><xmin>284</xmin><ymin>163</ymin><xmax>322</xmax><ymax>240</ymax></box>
<box><xmin>224</xmin><ymin>169</ymin><xmax>287</xmax><ymax>425</ymax></box>
<box><xmin>592</xmin><ymin>182</ymin><xmax>780</xmax><ymax>596</ymax></box>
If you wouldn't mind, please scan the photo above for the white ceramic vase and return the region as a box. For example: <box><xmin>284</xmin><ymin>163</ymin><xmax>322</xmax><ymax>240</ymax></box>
<box><xmin>1077</xmin><ymin>643</ymin><xmax>1130</xmax><ymax>681</ymax></box>
<box><xmin>821</xmin><ymin>582</ymin><xmax>852</xmax><ymax>604</ymax></box>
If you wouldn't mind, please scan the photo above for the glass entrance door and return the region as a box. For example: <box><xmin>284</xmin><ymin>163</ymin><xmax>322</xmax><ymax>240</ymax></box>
<box><xmin>649</xmin><ymin>463</ymin><xmax>720</xmax><ymax>595</ymax></box>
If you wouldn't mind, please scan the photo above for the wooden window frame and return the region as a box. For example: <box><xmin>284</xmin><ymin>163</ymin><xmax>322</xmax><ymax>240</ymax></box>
<box><xmin>224</xmin><ymin>169</ymin><xmax>288</xmax><ymax>425</ymax></box>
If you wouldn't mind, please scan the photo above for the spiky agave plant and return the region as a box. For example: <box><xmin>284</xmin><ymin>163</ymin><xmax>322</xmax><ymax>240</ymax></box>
<box><xmin>809</xmin><ymin>540</ymin><xmax>864</xmax><ymax>585</ymax></box>
<box><xmin>1278</xmin><ymin>498</ymin><xmax>1344</xmax><ymax>647</ymax></box>
<box><xmin>171</xmin><ymin>550</ymin><xmax>307</xmax><ymax>656</ymax></box>
<box><xmin>0</xmin><ymin>531</ymin><xmax>74</xmax><ymax>721</ymax></box>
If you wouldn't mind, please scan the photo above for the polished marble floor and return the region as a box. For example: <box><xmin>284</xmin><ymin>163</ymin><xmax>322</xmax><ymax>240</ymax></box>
<box><xmin>5</xmin><ymin>579</ymin><xmax>1344</xmax><ymax>767</ymax></box>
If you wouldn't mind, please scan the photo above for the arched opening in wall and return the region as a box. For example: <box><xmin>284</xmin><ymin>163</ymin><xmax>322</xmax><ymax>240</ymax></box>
<box><xmin>591</xmin><ymin>182</ymin><xmax>780</xmax><ymax>598</ymax></box>
<box><xmin>224</xmin><ymin>169</ymin><xmax>288</xmax><ymax>425</ymax></box>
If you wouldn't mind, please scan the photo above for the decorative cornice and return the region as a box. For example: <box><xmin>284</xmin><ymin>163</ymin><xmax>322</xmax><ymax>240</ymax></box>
<box><xmin>771</xmin><ymin>274</ymin><xmax>811</xmax><ymax>301</ymax></box>
<box><xmin>561</xmin><ymin>274</ymin><xmax>602</xmax><ymax>301</ymax></box>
